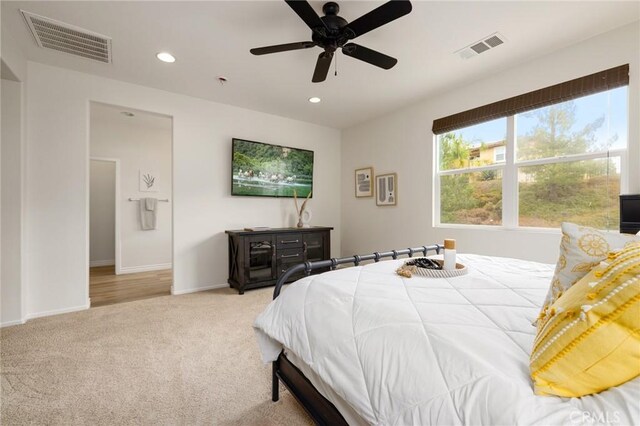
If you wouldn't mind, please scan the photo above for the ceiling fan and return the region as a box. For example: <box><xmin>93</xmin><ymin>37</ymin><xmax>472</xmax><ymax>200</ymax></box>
<box><xmin>250</xmin><ymin>0</ymin><xmax>412</xmax><ymax>83</ymax></box>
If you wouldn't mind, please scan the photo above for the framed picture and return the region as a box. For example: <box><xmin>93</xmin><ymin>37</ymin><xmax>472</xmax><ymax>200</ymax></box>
<box><xmin>354</xmin><ymin>167</ymin><xmax>373</xmax><ymax>197</ymax></box>
<box><xmin>139</xmin><ymin>170</ymin><xmax>159</xmax><ymax>192</ymax></box>
<box><xmin>376</xmin><ymin>173</ymin><xmax>397</xmax><ymax>206</ymax></box>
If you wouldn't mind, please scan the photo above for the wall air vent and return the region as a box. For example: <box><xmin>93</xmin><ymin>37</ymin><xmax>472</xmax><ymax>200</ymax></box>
<box><xmin>456</xmin><ymin>32</ymin><xmax>506</xmax><ymax>60</ymax></box>
<box><xmin>21</xmin><ymin>10</ymin><xmax>112</xmax><ymax>63</ymax></box>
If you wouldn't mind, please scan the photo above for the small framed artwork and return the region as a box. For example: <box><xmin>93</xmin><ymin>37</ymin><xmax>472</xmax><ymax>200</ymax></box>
<box><xmin>355</xmin><ymin>167</ymin><xmax>373</xmax><ymax>198</ymax></box>
<box><xmin>139</xmin><ymin>170</ymin><xmax>159</xmax><ymax>192</ymax></box>
<box><xmin>376</xmin><ymin>173</ymin><xmax>397</xmax><ymax>206</ymax></box>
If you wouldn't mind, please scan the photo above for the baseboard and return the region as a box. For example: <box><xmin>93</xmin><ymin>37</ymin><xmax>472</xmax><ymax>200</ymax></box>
<box><xmin>118</xmin><ymin>263</ymin><xmax>172</xmax><ymax>274</ymax></box>
<box><xmin>25</xmin><ymin>301</ymin><xmax>90</xmax><ymax>320</ymax></box>
<box><xmin>172</xmin><ymin>283</ymin><xmax>228</xmax><ymax>295</ymax></box>
<box><xmin>1</xmin><ymin>318</ymin><xmax>26</xmax><ymax>328</ymax></box>
<box><xmin>90</xmin><ymin>259</ymin><xmax>115</xmax><ymax>267</ymax></box>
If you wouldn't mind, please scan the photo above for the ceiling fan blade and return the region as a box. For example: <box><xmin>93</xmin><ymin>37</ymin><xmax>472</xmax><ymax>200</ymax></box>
<box><xmin>345</xmin><ymin>0</ymin><xmax>412</xmax><ymax>39</ymax></box>
<box><xmin>284</xmin><ymin>0</ymin><xmax>327</xmax><ymax>33</ymax></box>
<box><xmin>250</xmin><ymin>41</ymin><xmax>315</xmax><ymax>55</ymax></box>
<box><xmin>342</xmin><ymin>43</ymin><xmax>397</xmax><ymax>69</ymax></box>
<box><xmin>312</xmin><ymin>51</ymin><xmax>333</xmax><ymax>83</ymax></box>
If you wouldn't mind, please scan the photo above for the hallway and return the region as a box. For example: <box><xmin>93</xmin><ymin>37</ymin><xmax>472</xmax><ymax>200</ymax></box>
<box><xmin>90</xmin><ymin>266</ymin><xmax>172</xmax><ymax>307</ymax></box>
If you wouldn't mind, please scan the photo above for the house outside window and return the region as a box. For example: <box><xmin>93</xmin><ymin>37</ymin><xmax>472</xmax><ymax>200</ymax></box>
<box><xmin>435</xmin><ymin>85</ymin><xmax>628</xmax><ymax>230</ymax></box>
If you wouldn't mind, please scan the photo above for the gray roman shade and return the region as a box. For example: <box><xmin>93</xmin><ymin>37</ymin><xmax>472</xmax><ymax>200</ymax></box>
<box><xmin>432</xmin><ymin>64</ymin><xmax>629</xmax><ymax>135</ymax></box>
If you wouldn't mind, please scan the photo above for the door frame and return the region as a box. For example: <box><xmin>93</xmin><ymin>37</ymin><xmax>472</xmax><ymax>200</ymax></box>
<box><xmin>89</xmin><ymin>157</ymin><xmax>122</xmax><ymax>275</ymax></box>
<box><xmin>87</xmin><ymin>101</ymin><xmax>175</xmax><ymax>307</ymax></box>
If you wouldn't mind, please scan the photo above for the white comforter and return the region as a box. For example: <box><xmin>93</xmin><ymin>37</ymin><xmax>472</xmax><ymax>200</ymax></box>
<box><xmin>254</xmin><ymin>254</ymin><xmax>640</xmax><ymax>425</ymax></box>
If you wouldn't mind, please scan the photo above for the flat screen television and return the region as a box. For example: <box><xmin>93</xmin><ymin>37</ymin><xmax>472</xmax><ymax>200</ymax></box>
<box><xmin>231</xmin><ymin>138</ymin><xmax>314</xmax><ymax>198</ymax></box>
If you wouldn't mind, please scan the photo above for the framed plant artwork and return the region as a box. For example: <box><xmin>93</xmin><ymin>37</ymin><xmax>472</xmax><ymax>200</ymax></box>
<box><xmin>376</xmin><ymin>173</ymin><xmax>397</xmax><ymax>206</ymax></box>
<box><xmin>139</xmin><ymin>170</ymin><xmax>159</xmax><ymax>192</ymax></box>
<box><xmin>355</xmin><ymin>167</ymin><xmax>373</xmax><ymax>198</ymax></box>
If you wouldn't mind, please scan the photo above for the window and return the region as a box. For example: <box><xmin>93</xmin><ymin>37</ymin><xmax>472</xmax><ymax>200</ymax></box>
<box><xmin>437</xmin><ymin>118</ymin><xmax>506</xmax><ymax>225</ymax></box>
<box><xmin>435</xmin><ymin>86</ymin><xmax>627</xmax><ymax>230</ymax></box>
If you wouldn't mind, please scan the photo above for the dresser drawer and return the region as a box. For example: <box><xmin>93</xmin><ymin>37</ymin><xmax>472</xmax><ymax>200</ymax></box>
<box><xmin>278</xmin><ymin>264</ymin><xmax>306</xmax><ymax>280</ymax></box>
<box><xmin>277</xmin><ymin>248</ymin><xmax>304</xmax><ymax>264</ymax></box>
<box><xmin>276</xmin><ymin>233</ymin><xmax>303</xmax><ymax>249</ymax></box>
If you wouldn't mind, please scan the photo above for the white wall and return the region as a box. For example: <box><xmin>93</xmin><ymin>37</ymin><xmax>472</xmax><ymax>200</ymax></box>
<box><xmin>90</xmin><ymin>106</ymin><xmax>172</xmax><ymax>272</ymax></box>
<box><xmin>1</xmin><ymin>78</ymin><xmax>24</xmax><ymax>326</ymax></box>
<box><xmin>341</xmin><ymin>22</ymin><xmax>640</xmax><ymax>264</ymax></box>
<box><xmin>89</xmin><ymin>160</ymin><xmax>116</xmax><ymax>266</ymax></box>
<box><xmin>25</xmin><ymin>61</ymin><xmax>341</xmax><ymax>318</ymax></box>
<box><xmin>0</xmin><ymin>31</ymin><xmax>27</xmax><ymax>83</ymax></box>
<box><xmin>1</xmin><ymin>26</ymin><xmax>28</xmax><ymax>327</ymax></box>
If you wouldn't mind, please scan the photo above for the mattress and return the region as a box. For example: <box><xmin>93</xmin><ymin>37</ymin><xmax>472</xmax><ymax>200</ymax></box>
<box><xmin>254</xmin><ymin>254</ymin><xmax>640</xmax><ymax>425</ymax></box>
<box><xmin>284</xmin><ymin>348</ymin><xmax>367</xmax><ymax>426</ymax></box>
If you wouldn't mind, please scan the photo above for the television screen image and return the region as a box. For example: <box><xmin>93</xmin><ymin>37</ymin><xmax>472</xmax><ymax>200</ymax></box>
<box><xmin>231</xmin><ymin>138</ymin><xmax>314</xmax><ymax>198</ymax></box>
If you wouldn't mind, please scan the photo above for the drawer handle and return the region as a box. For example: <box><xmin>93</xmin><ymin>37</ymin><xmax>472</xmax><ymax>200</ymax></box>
<box><xmin>281</xmin><ymin>253</ymin><xmax>300</xmax><ymax>259</ymax></box>
<box><xmin>281</xmin><ymin>239</ymin><xmax>299</xmax><ymax>244</ymax></box>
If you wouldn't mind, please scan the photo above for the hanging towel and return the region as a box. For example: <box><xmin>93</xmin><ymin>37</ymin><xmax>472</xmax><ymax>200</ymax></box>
<box><xmin>140</xmin><ymin>197</ymin><xmax>158</xmax><ymax>230</ymax></box>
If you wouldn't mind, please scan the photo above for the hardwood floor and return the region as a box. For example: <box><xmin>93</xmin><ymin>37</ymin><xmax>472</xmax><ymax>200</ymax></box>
<box><xmin>90</xmin><ymin>266</ymin><xmax>172</xmax><ymax>307</ymax></box>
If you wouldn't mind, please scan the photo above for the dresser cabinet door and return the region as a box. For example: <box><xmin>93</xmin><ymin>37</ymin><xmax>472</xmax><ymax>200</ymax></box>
<box><xmin>303</xmin><ymin>232</ymin><xmax>325</xmax><ymax>262</ymax></box>
<box><xmin>245</xmin><ymin>235</ymin><xmax>276</xmax><ymax>283</ymax></box>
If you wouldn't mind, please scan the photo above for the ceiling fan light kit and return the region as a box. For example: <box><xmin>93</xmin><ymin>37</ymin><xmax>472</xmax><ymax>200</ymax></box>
<box><xmin>250</xmin><ymin>0</ymin><xmax>412</xmax><ymax>83</ymax></box>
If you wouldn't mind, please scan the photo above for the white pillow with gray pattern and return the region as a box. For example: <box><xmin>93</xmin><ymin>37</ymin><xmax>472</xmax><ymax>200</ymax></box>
<box><xmin>541</xmin><ymin>222</ymin><xmax>640</xmax><ymax>314</ymax></box>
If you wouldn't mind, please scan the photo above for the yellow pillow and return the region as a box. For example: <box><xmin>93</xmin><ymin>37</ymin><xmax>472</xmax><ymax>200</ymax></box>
<box><xmin>541</xmin><ymin>222</ymin><xmax>640</xmax><ymax>316</ymax></box>
<box><xmin>530</xmin><ymin>242</ymin><xmax>640</xmax><ymax>397</ymax></box>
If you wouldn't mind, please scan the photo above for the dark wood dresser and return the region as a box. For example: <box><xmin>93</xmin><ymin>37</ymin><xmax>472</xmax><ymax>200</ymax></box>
<box><xmin>225</xmin><ymin>227</ymin><xmax>333</xmax><ymax>294</ymax></box>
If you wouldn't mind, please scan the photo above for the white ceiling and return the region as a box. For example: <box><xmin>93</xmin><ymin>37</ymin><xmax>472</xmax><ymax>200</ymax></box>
<box><xmin>91</xmin><ymin>102</ymin><xmax>172</xmax><ymax>132</ymax></box>
<box><xmin>2</xmin><ymin>1</ymin><xmax>639</xmax><ymax>129</ymax></box>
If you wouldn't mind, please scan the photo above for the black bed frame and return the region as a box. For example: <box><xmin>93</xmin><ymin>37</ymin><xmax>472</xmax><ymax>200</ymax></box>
<box><xmin>270</xmin><ymin>244</ymin><xmax>443</xmax><ymax>425</ymax></box>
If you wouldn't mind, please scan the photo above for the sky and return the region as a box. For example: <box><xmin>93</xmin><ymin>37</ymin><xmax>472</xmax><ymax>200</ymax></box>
<box><xmin>451</xmin><ymin>86</ymin><xmax>628</xmax><ymax>151</ymax></box>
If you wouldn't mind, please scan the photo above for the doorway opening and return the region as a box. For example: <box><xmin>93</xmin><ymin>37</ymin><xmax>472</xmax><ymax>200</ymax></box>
<box><xmin>89</xmin><ymin>103</ymin><xmax>173</xmax><ymax>307</ymax></box>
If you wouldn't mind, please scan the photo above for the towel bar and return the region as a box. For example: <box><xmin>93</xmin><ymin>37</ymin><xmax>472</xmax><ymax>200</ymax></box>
<box><xmin>128</xmin><ymin>198</ymin><xmax>170</xmax><ymax>202</ymax></box>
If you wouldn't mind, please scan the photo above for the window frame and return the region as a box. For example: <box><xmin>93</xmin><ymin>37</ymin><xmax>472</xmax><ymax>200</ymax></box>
<box><xmin>434</xmin><ymin>113</ymin><xmax>629</xmax><ymax>231</ymax></box>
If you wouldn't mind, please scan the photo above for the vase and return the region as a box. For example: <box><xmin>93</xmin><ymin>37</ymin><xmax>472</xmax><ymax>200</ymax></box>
<box><xmin>297</xmin><ymin>209</ymin><xmax>312</xmax><ymax>228</ymax></box>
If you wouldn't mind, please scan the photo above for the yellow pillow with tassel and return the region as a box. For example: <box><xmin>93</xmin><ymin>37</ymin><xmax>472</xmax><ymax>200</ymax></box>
<box><xmin>530</xmin><ymin>242</ymin><xmax>640</xmax><ymax>397</ymax></box>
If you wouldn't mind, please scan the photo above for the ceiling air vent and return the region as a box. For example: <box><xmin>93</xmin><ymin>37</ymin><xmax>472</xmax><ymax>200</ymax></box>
<box><xmin>470</xmin><ymin>42</ymin><xmax>490</xmax><ymax>54</ymax></box>
<box><xmin>21</xmin><ymin>10</ymin><xmax>112</xmax><ymax>63</ymax></box>
<box><xmin>456</xmin><ymin>32</ymin><xmax>506</xmax><ymax>60</ymax></box>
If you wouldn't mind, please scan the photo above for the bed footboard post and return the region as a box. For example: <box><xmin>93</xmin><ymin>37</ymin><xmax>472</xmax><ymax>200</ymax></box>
<box><xmin>272</xmin><ymin>361</ymin><xmax>279</xmax><ymax>402</ymax></box>
<box><xmin>330</xmin><ymin>258</ymin><xmax>338</xmax><ymax>270</ymax></box>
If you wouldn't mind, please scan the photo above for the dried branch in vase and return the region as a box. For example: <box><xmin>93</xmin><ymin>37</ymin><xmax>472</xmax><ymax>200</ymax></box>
<box><xmin>293</xmin><ymin>189</ymin><xmax>312</xmax><ymax>228</ymax></box>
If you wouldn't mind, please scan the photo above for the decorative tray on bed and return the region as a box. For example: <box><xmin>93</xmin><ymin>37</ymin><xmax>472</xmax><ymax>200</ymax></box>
<box><xmin>397</xmin><ymin>258</ymin><xmax>468</xmax><ymax>278</ymax></box>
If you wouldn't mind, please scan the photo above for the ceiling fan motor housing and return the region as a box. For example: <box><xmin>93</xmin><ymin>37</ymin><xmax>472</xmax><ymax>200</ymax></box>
<box><xmin>313</xmin><ymin>2</ymin><xmax>350</xmax><ymax>52</ymax></box>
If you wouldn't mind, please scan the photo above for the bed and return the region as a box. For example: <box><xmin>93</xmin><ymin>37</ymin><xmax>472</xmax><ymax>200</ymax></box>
<box><xmin>254</xmin><ymin>245</ymin><xmax>640</xmax><ymax>425</ymax></box>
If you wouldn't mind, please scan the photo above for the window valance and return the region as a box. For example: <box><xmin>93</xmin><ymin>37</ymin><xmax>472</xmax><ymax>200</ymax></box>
<box><xmin>432</xmin><ymin>64</ymin><xmax>629</xmax><ymax>135</ymax></box>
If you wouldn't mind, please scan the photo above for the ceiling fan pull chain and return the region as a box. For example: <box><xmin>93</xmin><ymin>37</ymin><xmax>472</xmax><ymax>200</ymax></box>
<box><xmin>335</xmin><ymin>52</ymin><xmax>338</xmax><ymax>77</ymax></box>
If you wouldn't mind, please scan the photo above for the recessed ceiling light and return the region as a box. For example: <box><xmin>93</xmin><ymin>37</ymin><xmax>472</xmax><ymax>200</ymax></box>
<box><xmin>156</xmin><ymin>52</ymin><xmax>176</xmax><ymax>63</ymax></box>
<box><xmin>308</xmin><ymin>97</ymin><xmax>321</xmax><ymax>104</ymax></box>
<box><xmin>121</xmin><ymin>111</ymin><xmax>135</xmax><ymax>117</ymax></box>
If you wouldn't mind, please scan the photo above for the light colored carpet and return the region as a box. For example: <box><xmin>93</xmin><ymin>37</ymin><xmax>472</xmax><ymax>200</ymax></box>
<box><xmin>1</xmin><ymin>287</ymin><xmax>312</xmax><ymax>425</ymax></box>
